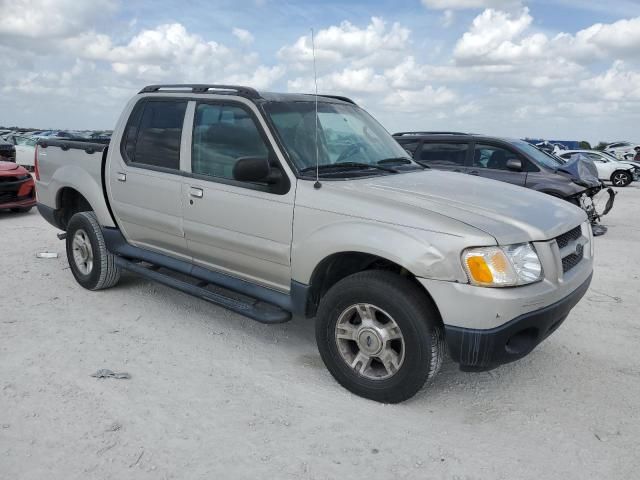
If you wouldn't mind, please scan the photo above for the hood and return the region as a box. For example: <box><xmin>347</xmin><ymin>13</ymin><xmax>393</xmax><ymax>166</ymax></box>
<box><xmin>0</xmin><ymin>161</ymin><xmax>27</xmax><ymax>176</ymax></box>
<box><xmin>320</xmin><ymin>171</ymin><xmax>587</xmax><ymax>245</ymax></box>
<box><xmin>0</xmin><ymin>161</ymin><xmax>19</xmax><ymax>171</ymax></box>
<box><xmin>557</xmin><ymin>156</ymin><xmax>601</xmax><ymax>188</ymax></box>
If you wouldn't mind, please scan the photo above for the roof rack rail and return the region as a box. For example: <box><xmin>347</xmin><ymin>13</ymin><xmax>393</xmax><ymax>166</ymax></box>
<box><xmin>393</xmin><ymin>131</ymin><xmax>469</xmax><ymax>136</ymax></box>
<box><xmin>304</xmin><ymin>94</ymin><xmax>357</xmax><ymax>105</ymax></box>
<box><xmin>139</xmin><ymin>84</ymin><xmax>261</xmax><ymax>99</ymax></box>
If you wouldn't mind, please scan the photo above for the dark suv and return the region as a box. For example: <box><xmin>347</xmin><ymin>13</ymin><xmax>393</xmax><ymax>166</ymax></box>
<box><xmin>393</xmin><ymin>132</ymin><xmax>611</xmax><ymax>220</ymax></box>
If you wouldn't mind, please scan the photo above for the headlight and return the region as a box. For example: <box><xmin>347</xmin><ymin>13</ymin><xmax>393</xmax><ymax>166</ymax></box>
<box><xmin>462</xmin><ymin>243</ymin><xmax>543</xmax><ymax>287</ymax></box>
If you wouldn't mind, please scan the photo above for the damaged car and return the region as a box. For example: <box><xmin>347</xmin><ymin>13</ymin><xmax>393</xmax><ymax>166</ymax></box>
<box><xmin>0</xmin><ymin>161</ymin><xmax>36</xmax><ymax>213</ymax></box>
<box><xmin>394</xmin><ymin>132</ymin><xmax>614</xmax><ymax>228</ymax></box>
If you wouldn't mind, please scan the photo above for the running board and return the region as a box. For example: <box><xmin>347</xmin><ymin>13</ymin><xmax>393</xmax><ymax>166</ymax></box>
<box><xmin>114</xmin><ymin>257</ymin><xmax>292</xmax><ymax>324</ymax></box>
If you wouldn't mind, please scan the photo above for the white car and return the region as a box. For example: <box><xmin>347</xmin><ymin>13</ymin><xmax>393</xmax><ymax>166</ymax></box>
<box><xmin>2</xmin><ymin>134</ymin><xmax>37</xmax><ymax>169</ymax></box>
<box><xmin>604</xmin><ymin>141</ymin><xmax>639</xmax><ymax>160</ymax></box>
<box><xmin>559</xmin><ymin>150</ymin><xmax>637</xmax><ymax>187</ymax></box>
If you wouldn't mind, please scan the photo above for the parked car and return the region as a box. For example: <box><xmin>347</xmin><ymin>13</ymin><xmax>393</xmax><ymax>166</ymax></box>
<box><xmin>558</xmin><ymin>150</ymin><xmax>637</xmax><ymax>187</ymax></box>
<box><xmin>35</xmin><ymin>84</ymin><xmax>593</xmax><ymax>403</ymax></box>
<box><xmin>2</xmin><ymin>134</ymin><xmax>37</xmax><ymax>169</ymax></box>
<box><xmin>394</xmin><ymin>132</ymin><xmax>612</xmax><ymax>224</ymax></box>
<box><xmin>604</xmin><ymin>141</ymin><xmax>640</xmax><ymax>160</ymax></box>
<box><xmin>0</xmin><ymin>161</ymin><xmax>36</xmax><ymax>213</ymax></box>
<box><xmin>0</xmin><ymin>138</ymin><xmax>16</xmax><ymax>162</ymax></box>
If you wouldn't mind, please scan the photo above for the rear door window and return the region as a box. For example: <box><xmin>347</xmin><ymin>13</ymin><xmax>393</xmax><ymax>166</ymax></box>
<box><xmin>122</xmin><ymin>100</ymin><xmax>187</xmax><ymax>171</ymax></box>
<box><xmin>418</xmin><ymin>143</ymin><xmax>469</xmax><ymax>167</ymax></box>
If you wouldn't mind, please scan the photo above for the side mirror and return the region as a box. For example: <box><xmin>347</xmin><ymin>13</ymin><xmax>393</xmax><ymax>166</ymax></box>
<box><xmin>233</xmin><ymin>156</ymin><xmax>283</xmax><ymax>185</ymax></box>
<box><xmin>506</xmin><ymin>158</ymin><xmax>523</xmax><ymax>171</ymax></box>
<box><xmin>233</xmin><ymin>156</ymin><xmax>271</xmax><ymax>182</ymax></box>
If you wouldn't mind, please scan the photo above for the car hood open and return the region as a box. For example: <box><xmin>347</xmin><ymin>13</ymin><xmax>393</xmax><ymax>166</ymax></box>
<box><xmin>323</xmin><ymin>170</ymin><xmax>587</xmax><ymax>245</ymax></box>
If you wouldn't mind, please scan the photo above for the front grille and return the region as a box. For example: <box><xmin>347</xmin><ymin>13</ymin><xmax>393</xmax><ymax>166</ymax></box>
<box><xmin>0</xmin><ymin>191</ymin><xmax>19</xmax><ymax>203</ymax></box>
<box><xmin>0</xmin><ymin>176</ymin><xmax>33</xmax><ymax>204</ymax></box>
<box><xmin>562</xmin><ymin>246</ymin><xmax>584</xmax><ymax>273</ymax></box>
<box><xmin>556</xmin><ymin>226</ymin><xmax>582</xmax><ymax>249</ymax></box>
<box><xmin>555</xmin><ymin>226</ymin><xmax>585</xmax><ymax>274</ymax></box>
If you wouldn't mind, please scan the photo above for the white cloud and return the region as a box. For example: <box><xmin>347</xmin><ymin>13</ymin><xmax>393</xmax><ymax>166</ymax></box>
<box><xmin>442</xmin><ymin>10</ymin><xmax>456</xmax><ymax>28</ymax></box>
<box><xmin>579</xmin><ymin>61</ymin><xmax>640</xmax><ymax>101</ymax></box>
<box><xmin>1</xmin><ymin>2</ymin><xmax>639</xmax><ymax>143</ymax></box>
<box><xmin>232</xmin><ymin>27</ymin><xmax>254</xmax><ymax>45</ymax></box>
<box><xmin>422</xmin><ymin>0</ymin><xmax>521</xmax><ymax>10</ymax></box>
<box><xmin>454</xmin><ymin>8</ymin><xmax>640</xmax><ymax>66</ymax></box>
<box><xmin>382</xmin><ymin>85</ymin><xmax>459</xmax><ymax>113</ymax></box>
<box><xmin>278</xmin><ymin>17</ymin><xmax>411</xmax><ymax>70</ymax></box>
<box><xmin>65</xmin><ymin>23</ymin><xmax>282</xmax><ymax>89</ymax></box>
<box><xmin>454</xmin><ymin>8</ymin><xmax>535</xmax><ymax>63</ymax></box>
<box><xmin>0</xmin><ymin>0</ymin><xmax>116</xmax><ymax>39</ymax></box>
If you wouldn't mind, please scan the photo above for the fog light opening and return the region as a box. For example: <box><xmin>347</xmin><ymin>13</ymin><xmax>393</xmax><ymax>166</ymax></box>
<box><xmin>505</xmin><ymin>328</ymin><xmax>538</xmax><ymax>355</ymax></box>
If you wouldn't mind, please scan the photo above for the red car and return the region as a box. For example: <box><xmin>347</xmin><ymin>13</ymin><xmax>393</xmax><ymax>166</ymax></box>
<box><xmin>0</xmin><ymin>161</ymin><xmax>36</xmax><ymax>213</ymax></box>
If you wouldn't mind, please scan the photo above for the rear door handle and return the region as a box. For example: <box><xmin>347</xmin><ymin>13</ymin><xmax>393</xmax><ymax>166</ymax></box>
<box><xmin>117</xmin><ymin>172</ymin><xmax>126</xmax><ymax>182</ymax></box>
<box><xmin>190</xmin><ymin>187</ymin><xmax>203</xmax><ymax>198</ymax></box>
<box><xmin>468</xmin><ymin>170</ymin><xmax>479</xmax><ymax>176</ymax></box>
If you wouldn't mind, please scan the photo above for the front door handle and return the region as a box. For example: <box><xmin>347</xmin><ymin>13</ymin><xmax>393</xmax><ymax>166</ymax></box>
<box><xmin>117</xmin><ymin>172</ymin><xmax>127</xmax><ymax>182</ymax></box>
<box><xmin>190</xmin><ymin>187</ymin><xmax>204</xmax><ymax>199</ymax></box>
<box><xmin>468</xmin><ymin>170</ymin><xmax>479</xmax><ymax>176</ymax></box>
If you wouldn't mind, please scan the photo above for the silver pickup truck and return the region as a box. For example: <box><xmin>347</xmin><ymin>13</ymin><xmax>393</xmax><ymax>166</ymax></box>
<box><xmin>35</xmin><ymin>84</ymin><xmax>593</xmax><ymax>403</ymax></box>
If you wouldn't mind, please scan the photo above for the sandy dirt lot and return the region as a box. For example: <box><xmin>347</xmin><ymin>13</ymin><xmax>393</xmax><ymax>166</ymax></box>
<box><xmin>1</xmin><ymin>186</ymin><xmax>639</xmax><ymax>480</ymax></box>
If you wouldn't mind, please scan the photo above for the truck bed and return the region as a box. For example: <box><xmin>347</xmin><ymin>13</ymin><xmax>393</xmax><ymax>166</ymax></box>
<box><xmin>35</xmin><ymin>138</ymin><xmax>116</xmax><ymax>228</ymax></box>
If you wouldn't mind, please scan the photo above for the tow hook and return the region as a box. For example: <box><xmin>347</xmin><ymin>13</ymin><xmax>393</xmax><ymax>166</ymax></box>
<box><xmin>57</xmin><ymin>232</ymin><xmax>67</xmax><ymax>240</ymax></box>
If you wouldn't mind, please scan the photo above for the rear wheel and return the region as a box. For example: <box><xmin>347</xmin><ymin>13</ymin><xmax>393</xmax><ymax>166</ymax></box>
<box><xmin>315</xmin><ymin>270</ymin><xmax>444</xmax><ymax>403</ymax></box>
<box><xmin>611</xmin><ymin>170</ymin><xmax>632</xmax><ymax>187</ymax></box>
<box><xmin>66</xmin><ymin>211</ymin><xmax>121</xmax><ymax>290</ymax></box>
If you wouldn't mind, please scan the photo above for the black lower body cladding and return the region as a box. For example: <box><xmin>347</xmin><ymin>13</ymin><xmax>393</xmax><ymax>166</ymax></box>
<box><xmin>445</xmin><ymin>274</ymin><xmax>592</xmax><ymax>371</ymax></box>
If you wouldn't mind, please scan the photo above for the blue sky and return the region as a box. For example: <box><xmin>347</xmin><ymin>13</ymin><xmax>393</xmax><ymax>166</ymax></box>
<box><xmin>1</xmin><ymin>0</ymin><xmax>639</xmax><ymax>143</ymax></box>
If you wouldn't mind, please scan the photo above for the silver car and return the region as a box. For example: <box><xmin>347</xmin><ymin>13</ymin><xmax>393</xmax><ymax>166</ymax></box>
<box><xmin>35</xmin><ymin>84</ymin><xmax>593</xmax><ymax>402</ymax></box>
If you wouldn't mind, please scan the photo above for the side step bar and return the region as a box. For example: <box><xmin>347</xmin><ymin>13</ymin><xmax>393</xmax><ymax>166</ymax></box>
<box><xmin>114</xmin><ymin>257</ymin><xmax>292</xmax><ymax>324</ymax></box>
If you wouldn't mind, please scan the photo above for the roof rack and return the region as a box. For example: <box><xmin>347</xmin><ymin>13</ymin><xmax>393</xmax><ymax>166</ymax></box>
<box><xmin>139</xmin><ymin>84</ymin><xmax>261</xmax><ymax>99</ymax></box>
<box><xmin>304</xmin><ymin>94</ymin><xmax>357</xmax><ymax>105</ymax></box>
<box><xmin>393</xmin><ymin>131</ymin><xmax>469</xmax><ymax>136</ymax></box>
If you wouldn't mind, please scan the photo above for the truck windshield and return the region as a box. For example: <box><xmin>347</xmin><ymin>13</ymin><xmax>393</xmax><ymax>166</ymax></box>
<box><xmin>264</xmin><ymin>101</ymin><xmax>413</xmax><ymax>174</ymax></box>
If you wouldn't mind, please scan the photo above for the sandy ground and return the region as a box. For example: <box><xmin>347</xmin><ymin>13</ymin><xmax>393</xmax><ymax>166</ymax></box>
<box><xmin>1</xmin><ymin>186</ymin><xmax>640</xmax><ymax>480</ymax></box>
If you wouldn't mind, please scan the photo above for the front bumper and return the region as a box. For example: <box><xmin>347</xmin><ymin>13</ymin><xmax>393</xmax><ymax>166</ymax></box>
<box><xmin>0</xmin><ymin>176</ymin><xmax>36</xmax><ymax>209</ymax></box>
<box><xmin>444</xmin><ymin>274</ymin><xmax>592</xmax><ymax>371</ymax></box>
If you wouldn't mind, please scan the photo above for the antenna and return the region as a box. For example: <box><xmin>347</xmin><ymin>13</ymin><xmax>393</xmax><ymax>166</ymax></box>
<box><xmin>311</xmin><ymin>28</ymin><xmax>321</xmax><ymax>190</ymax></box>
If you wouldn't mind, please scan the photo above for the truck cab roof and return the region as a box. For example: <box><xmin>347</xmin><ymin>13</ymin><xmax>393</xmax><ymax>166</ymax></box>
<box><xmin>138</xmin><ymin>84</ymin><xmax>357</xmax><ymax>106</ymax></box>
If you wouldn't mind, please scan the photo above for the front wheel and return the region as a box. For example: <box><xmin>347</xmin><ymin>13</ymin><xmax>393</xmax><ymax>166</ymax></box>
<box><xmin>315</xmin><ymin>271</ymin><xmax>444</xmax><ymax>403</ymax></box>
<box><xmin>66</xmin><ymin>211</ymin><xmax>121</xmax><ymax>290</ymax></box>
<box><xmin>611</xmin><ymin>170</ymin><xmax>632</xmax><ymax>187</ymax></box>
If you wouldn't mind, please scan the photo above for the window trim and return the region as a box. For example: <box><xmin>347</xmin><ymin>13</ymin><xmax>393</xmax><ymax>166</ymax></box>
<box><xmin>187</xmin><ymin>99</ymin><xmax>291</xmax><ymax>195</ymax></box>
<box><xmin>119</xmin><ymin>97</ymin><xmax>189</xmax><ymax>175</ymax></box>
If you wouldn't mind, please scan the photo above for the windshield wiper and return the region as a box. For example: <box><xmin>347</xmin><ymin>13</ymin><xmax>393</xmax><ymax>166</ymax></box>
<box><xmin>412</xmin><ymin>160</ymin><xmax>432</xmax><ymax>169</ymax></box>
<box><xmin>378</xmin><ymin>157</ymin><xmax>425</xmax><ymax>168</ymax></box>
<box><xmin>299</xmin><ymin>162</ymin><xmax>398</xmax><ymax>175</ymax></box>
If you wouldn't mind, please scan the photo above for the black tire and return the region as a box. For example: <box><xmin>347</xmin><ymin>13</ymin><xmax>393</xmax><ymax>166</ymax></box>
<box><xmin>611</xmin><ymin>170</ymin><xmax>632</xmax><ymax>187</ymax></box>
<box><xmin>66</xmin><ymin>211</ymin><xmax>121</xmax><ymax>290</ymax></box>
<box><xmin>315</xmin><ymin>270</ymin><xmax>444</xmax><ymax>403</ymax></box>
<box><xmin>11</xmin><ymin>206</ymin><xmax>32</xmax><ymax>213</ymax></box>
